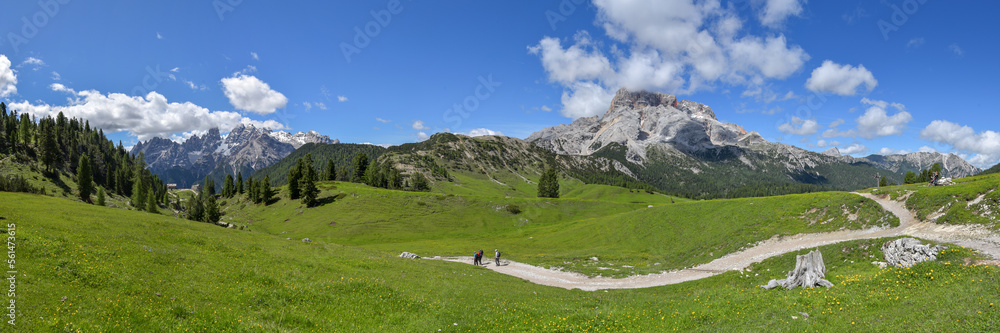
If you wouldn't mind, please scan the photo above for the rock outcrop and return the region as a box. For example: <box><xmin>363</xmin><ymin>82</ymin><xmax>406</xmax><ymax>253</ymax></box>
<box><xmin>881</xmin><ymin>238</ymin><xmax>947</xmax><ymax>268</ymax></box>
<box><xmin>860</xmin><ymin>152</ymin><xmax>981</xmax><ymax>179</ymax></box>
<box><xmin>399</xmin><ymin>252</ymin><xmax>421</xmax><ymax>259</ymax></box>
<box><xmin>762</xmin><ymin>250</ymin><xmax>834</xmax><ymax>290</ymax></box>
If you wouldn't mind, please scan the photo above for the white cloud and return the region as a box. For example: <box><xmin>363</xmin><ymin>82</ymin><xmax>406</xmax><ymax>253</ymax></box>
<box><xmin>530</xmin><ymin>0</ymin><xmax>811</xmax><ymax>119</ymax></box>
<box><xmin>51</xmin><ymin>71</ymin><xmax>61</xmax><ymax>81</ymax></box>
<box><xmin>302</xmin><ymin>102</ymin><xmax>312</xmax><ymax>111</ymax></box>
<box><xmin>375</xmin><ymin>118</ymin><xmax>391</xmax><ymax>123</ymax></box>
<box><xmin>416</xmin><ymin>132</ymin><xmax>429</xmax><ymax>141</ymax></box>
<box><xmin>967</xmin><ymin>154</ymin><xmax>999</xmax><ymax>169</ymax></box>
<box><xmin>170</xmin><ymin>67</ymin><xmax>180</xmax><ymax>73</ymax></box>
<box><xmin>854</xmin><ymin>99</ymin><xmax>912</xmax><ymax>139</ymax></box>
<box><xmin>920</xmin><ymin>120</ymin><xmax>1000</xmax><ymax>156</ymax></box>
<box><xmin>816</xmin><ymin>139</ymin><xmax>840</xmax><ymax>148</ymax></box>
<box><xmin>829</xmin><ymin>118</ymin><xmax>845</xmax><ymax>128</ymax></box>
<box><xmin>559</xmin><ymin>82</ymin><xmax>616</xmax><ymax>119</ymax></box>
<box><xmin>251</xmin><ymin>52</ymin><xmax>259</xmax><ymax>60</ymax></box>
<box><xmin>759</xmin><ymin>0</ymin><xmax>806</xmax><ymax>28</ymax></box>
<box><xmin>907</xmin><ymin>38</ymin><xmax>925</xmax><ymax>49</ymax></box>
<box><xmin>464</xmin><ymin>128</ymin><xmax>503</xmax><ymax>137</ymax></box>
<box><xmin>49</xmin><ymin>83</ymin><xmax>74</xmax><ymax>94</ymax></box>
<box><xmin>337</xmin><ymin>96</ymin><xmax>348</xmax><ymax>102</ymax></box>
<box><xmin>918</xmin><ymin>146</ymin><xmax>937</xmax><ymax>153</ymax></box>
<box><xmin>839</xmin><ymin>143</ymin><xmax>868</xmax><ymax>155</ymax></box>
<box><xmin>527</xmin><ymin>34</ymin><xmax>614</xmax><ymax>85</ymax></box>
<box><xmin>315</xmin><ymin>102</ymin><xmax>327</xmax><ymax>110</ymax></box>
<box><xmin>220</xmin><ymin>74</ymin><xmax>288</xmax><ymax>115</ymax></box>
<box><xmin>184</xmin><ymin>80</ymin><xmax>207</xmax><ymax>91</ymax></box>
<box><xmin>8</xmin><ymin>87</ymin><xmax>284</xmax><ymax>141</ymax></box>
<box><xmin>878</xmin><ymin>147</ymin><xmax>910</xmax><ymax>155</ymax></box>
<box><xmin>949</xmin><ymin>43</ymin><xmax>964</xmax><ymax>56</ymax></box>
<box><xmin>777</xmin><ymin>116</ymin><xmax>820</xmax><ymax>135</ymax></box>
<box><xmin>540</xmin><ymin>105</ymin><xmax>552</xmax><ymax>112</ymax></box>
<box><xmin>156</xmin><ymin>32</ymin><xmax>163</xmax><ymax>40</ymax></box>
<box><xmin>20</xmin><ymin>57</ymin><xmax>45</xmax><ymax>70</ymax></box>
<box><xmin>412</xmin><ymin>120</ymin><xmax>429</xmax><ymax>130</ymax></box>
<box><xmin>805</xmin><ymin>60</ymin><xmax>877</xmax><ymax>96</ymax></box>
<box><xmin>0</xmin><ymin>56</ymin><xmax>17</xmax><ymax>97</ymax></box>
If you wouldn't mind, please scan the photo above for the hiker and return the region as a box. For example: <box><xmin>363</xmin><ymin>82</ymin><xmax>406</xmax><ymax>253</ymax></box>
<box><xmin>473</xmin><ymin>250</ymin><xmax>480</xmax><ymax>265</ymax></box>
<box><xmin>494</xmin><ymin>249</ymin><xmax>501</xmax><ymax>266</ymax></box>
<box><xmin>478</xmin><ymin>249</ymin><xmax>484</xmax><ymax>266</ymax></box>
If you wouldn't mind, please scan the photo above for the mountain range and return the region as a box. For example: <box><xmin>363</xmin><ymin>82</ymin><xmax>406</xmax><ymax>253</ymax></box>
<box><xmin>131</xmin><ymin>124</ymin><xmax>336</xmax><ymax>187</ymax></box>
<box><xmin>132</xmin><ymin>88</ymin><xmax>981</xmax><ymax>197</ymax></box>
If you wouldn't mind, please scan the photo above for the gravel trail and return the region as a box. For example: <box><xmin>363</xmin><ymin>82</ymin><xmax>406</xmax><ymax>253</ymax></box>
<box><xmin>429</xmin><ymin>193</ymin><xmax>1000</xmax><ymax>290</ymax></box>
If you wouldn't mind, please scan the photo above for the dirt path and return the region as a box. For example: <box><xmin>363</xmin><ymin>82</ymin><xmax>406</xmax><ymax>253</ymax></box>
<box><xmin>428</xmin><ymin>193</ymin><xmax>1000</xmax><ymax>291</ymax></box>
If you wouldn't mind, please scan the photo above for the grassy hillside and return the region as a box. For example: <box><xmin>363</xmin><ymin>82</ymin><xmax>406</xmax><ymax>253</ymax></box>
<box><xmin>6</xmin><ymin>192</ymin><xmax>998</xmax><ymax>332</ymax></box>
<box><xmin>867</xmin><ymin>172</ymin><xmax>1000</xmax><ymax>230</ymax></box>
<box><xmin>223</xmin><ymin>181</ymin><xmax>896</xmax><ymax>277</ymax></box>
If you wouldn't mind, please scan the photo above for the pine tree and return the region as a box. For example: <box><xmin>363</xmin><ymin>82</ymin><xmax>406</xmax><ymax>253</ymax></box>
<box><xmin>222</xmin><ymin>174</ymin><xmax>235</xmax><ymax>198</ymax></box>
<box><xmin>204</xmin><ymin>195</ymin><xmax>220</xmax><ymax>223</ymax></box>
<box><xmin>325</xmin><ymin>158</ymin><xmax>336</xmax><ymax>181</ymax></box>
<box><xmin>288</xmin><ymin>159</ymin><xmax>303</xmax><ymax>200</ymax></box>
<box><xmin>411</xmin><ymin>172</ymin><xmax>430</xmax><ymax>192</ymax></box>
<box><xmin>96</xmin><ymin>187</ymin><xmax>106</xmax><ymax>206</ymax></box>
<box><xmin>131</xmin><ymin>178</ymin><xmax>146</xmax><ymax>209</ymax></box>
<box><xmin>236</xmin><ymin>172</ymin><xmax>244</xmax><ymax>194</ymax></box>
<box><xmin>186</xmin><ymin>193</ymin><xmax>204</xmax><ymax>221</ymax></box>
<box><xmin>146</xmin><ymin>191</ymin><xmax>158</xmax><ymax>213</ymax></box>
<box><xmin>300</xmin><ymin>154</ymin><xmax>319</xmax><ymax>207</ymax></box>
<box><xmin>879</xmin><ymin>176</ymin><xmax>888</xmax><ymax>187</ymax></box>
<box><xmin>261</xmin><ymin>175</ymin><xmax>274</xmax><ymax>205</ymax></box>
<box><xmin>40</xmin><ymin>120</ymin><xmax>59</xmax><ymax>173</ymax></box>
<box><xmin>352</xmin><ymin>153</ymin><xmax>369</xmax><ymax>183</ymax></box>
<box><xmin>537</xmin><ymin>166</ymin><xmax>560</xmax><ymax>198</ymax></box>
<box><xmin>203</xmin><ymin>176</ymin><xmax>216</xmax><ymax>197</ymax></box>
<box><xmin>904</xmin><ymin>171</ymin><xmax>916</xmax><ymax>184</ymax></box>
<box><xmin>77</xmin><ymin>155</ymin><xmax>94</xmax><ymax>203</ymax></box>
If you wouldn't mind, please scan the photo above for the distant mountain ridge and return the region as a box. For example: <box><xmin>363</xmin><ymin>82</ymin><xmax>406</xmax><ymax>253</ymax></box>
<box><xmin>526</xmin><ymin>88</ymin><xmax>979</xmax><ymax>198</ymax></box>
<box><xmin>132</xmin><ymin>124</ymin><xmax>336</xmax><ymax>187</ymax></box>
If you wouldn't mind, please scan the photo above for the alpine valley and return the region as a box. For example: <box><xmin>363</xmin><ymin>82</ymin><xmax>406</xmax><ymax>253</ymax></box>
<box><xmin>134</xmin><ymin>88</ymin><xmax>980</xmax><ymax>199</ymax></box>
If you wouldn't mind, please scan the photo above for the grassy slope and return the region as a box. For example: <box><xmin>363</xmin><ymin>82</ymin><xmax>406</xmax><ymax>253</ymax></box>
<box><xmin>224</xmin><ymin>181</ymin><xmax>895</xmax><ymax>277</ymax></box>
<box><xmin>865</xmin><ymin>173</ymin><xmax>1000</xmax><ymax>230</ymax></box>
<box><xmin>7</xmin><ymin>192</ymin><xmax>998</xmax><ymax>332</ymax></box>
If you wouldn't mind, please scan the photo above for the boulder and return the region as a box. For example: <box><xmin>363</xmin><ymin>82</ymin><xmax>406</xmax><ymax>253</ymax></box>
<box><xmin>882</xmin><ymin>238</ymin><xmax>946</xmax><ymax>268</ymax></box>
<box><xmin>762</xmin><ymin>250</ymin><xmax>834</xmax><ymax>290</ymax></box>
<box><xmin>399</xmin><ymin>252</ymin><xmax>421</xmax><ymax>259</ymax></box>
<box><xmin>302</xmin><ymin>238</ymin><xmax>312</xmax><ymax>243</ymax></box>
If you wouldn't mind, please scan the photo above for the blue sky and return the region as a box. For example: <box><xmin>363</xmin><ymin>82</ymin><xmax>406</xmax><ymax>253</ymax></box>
<box><xmin>1</xmin><ymin>1</ymin><xmax>998</xmax><ymax>167</ymax></box>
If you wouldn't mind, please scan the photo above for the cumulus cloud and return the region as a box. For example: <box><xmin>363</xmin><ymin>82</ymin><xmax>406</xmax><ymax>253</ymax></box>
<box><xmin>412</xmin><ymin>120</ymin><xmax>429</xmax><ymax>130</ymax></box>
<box><xmin>220</xmin><ymin>74</ymin><xmax>288</xmax><ymax>115</ymax></box>
<box><xmin>828</xmin><ymin>118</ymin><xmax>845</xmax><ymax>128</ymax></box>
<box><xmin>854</xmin><ymin>99</ymin><xmax>911</xmax><ymax>139</ymax></box>
<box><xmin>839</xmin><ymin>143</ymin><xmax>868</xmax><ymax>155</ymax></box>
<box><xmin>0</xmin><ymin>55</ymin><xmax>17</xmax><ymax>97</ymax></box>
<box><xmin>805</xmin><ymin>60</ymin><xmax>877</xmax><ymax>96</ymax></box>
<box><xmin>8</xmin><ymin>86</ymin><xmax>284</xmax><ymax>141</ymax></box>
<box><xmin>530</xmin><ymin>0</ymin><xmax>811</xmax><ymax>119</ymax></box>
<box><xmin>759</xmin><ymin>0</ymin><xmax>806</xmax><ymax>27</ymax></box>
<box><xmin>464</xmin><ymin>128</ymin><xmax>503</xmax><ymax>137</ymax></box>
<box><xmin>777</xmin><ymin>116</ymin><xmax>820</xmax><ymax>135</ymax></box>
<box><xmin>918</xmin><ymin>146</ymin><xmax>937</xmax><ymax>153</ymax></box>
<box><xmin>337</xmin><ymin>96</ymin><xmax>348</xmax><ymax>102</ymax></box>
<box><xmin>416</xmin><ymin>132</ymin><xmax>429</xmax><ymax>141</ymax></box>
<box><xmin>920</xmin><ymin>120</ymin><xmax>1000</xmax><ymax>157</ymax></box>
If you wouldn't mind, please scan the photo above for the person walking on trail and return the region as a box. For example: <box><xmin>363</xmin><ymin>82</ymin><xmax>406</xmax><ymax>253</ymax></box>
<box><xmin>494</xmin><ymin>249</ymin><xmax>501</xmax><ymax>266</ymax></box>
<box><xmin>478</xmin><ymin>249</ymin><xmax>484</xmax><ymax>265</ymax></box>
<box><xmin>473</xmin><ymin>250</ymin><xmax>481</xmax><ymax>265</ymax></box>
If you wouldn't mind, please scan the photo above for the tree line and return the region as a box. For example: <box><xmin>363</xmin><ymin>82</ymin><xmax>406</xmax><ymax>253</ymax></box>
<box><xmin>0</xmin><ymin>102</ymin><xmax>166</xmax><ymax>209</ymax></box>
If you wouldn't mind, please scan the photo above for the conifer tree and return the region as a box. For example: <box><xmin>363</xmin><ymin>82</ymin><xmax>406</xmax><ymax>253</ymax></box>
<box><xmin>301</xmin><ymin>154</ymin><xmax>319</xmax><ymax>207</ymax></box>
<box><xmin>261</xmin><ymin>175</ymin><xmax>274</xmax><ymax>205</ymax></box>
<box><xmin>236</xmin><ymin>172</ymin><xmax>244</xmax><ymax>194</ymax></box>
<box><xmin>288</xmin><ymin>159</ymin><xmax>303</xmax><ymax>200</ymax></box>
<box><xmin>146</xmin><ymin>191</ymin><xmax>158</xmax><ymax>213</ymax></box>
<box><xmin>325</xmin><ymin>158</ymin><xmax>336</xmax><ymax>181</ymax></box>
<box><xmin>352</xmin><ymin>153</ymin><xmax>368</xmax><ymax>183</ymax></box>
<box><xmin>96</xmin><ymin>187</ymin><xmax>106</xmax><ymax>206</ymax></box>
<box><xmin>411</xmin><ymin>172</ymin><xmax>430</xmax><ymax>192</ymax></box>
<box><xmin>222</xmin><ymin>174</ymin><xmax>235</xmax><ymax>198</ymax></box>
<box><xmin>77</xmin><ymin>155</ymin><xmax>94</xmax><ymax>203</ymax></box>
<box><xmin>537</xmin><ymin>166</ymin><xmax>560</xmax><ymax>198</ymax></box>
<box><xmin>204</xmin><ymin>195</ymin><xmax>220</xmax><ymax>223</ymax></box>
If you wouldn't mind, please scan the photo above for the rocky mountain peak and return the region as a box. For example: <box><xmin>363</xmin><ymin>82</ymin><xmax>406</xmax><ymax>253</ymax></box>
<box><xmin>528</xmin><ymin>88</ymin><xmax>761</xmax><ymax>161</ymax></box>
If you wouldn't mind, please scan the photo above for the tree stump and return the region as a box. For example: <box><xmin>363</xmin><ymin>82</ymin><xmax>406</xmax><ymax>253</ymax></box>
<box><xmin>762</xmin><ymin>250</ymin><xmax>834</xmax><ymax>290</ymax></box>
